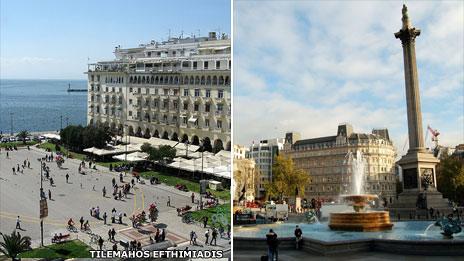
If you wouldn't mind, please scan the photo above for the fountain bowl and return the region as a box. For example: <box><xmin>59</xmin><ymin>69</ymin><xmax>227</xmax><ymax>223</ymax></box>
<box><xmin>329</xmin><ymin>194</ymin><xmax>393</xmax><ymax>232</ymax></box>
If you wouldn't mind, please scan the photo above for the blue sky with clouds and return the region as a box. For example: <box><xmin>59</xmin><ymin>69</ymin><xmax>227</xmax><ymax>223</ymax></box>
<box><xmin>1</xmin><ymin>0</ymin><xmax>231</xmax><ymax>79</ymax></box>
<box><xmin>234</xmin><ymin>0</ymin><xmax>463</xmax><ymax>154</ymax></box>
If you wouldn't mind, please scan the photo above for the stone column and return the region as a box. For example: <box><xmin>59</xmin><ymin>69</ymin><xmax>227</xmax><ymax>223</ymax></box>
<box><xmin>394</xmin><ymin>4</ymin><xmax>425</xmax><ymax>152</ymax></box>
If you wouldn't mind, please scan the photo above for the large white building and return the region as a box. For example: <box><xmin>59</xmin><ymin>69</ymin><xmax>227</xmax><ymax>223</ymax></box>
<box><xmin>86</xmin><ymin>32</ymin><xmax>231</xmax><ymax>151</ymax></box>
<box><xmin>246</xmin><ymin>138</ymin><xmax>285</xmax><ymax>198</ymax></box>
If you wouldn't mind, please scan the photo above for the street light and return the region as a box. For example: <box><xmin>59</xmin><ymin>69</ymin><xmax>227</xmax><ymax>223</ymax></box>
<box><xmin>10</xmin><ymin>113</ymin><xmax>13</xmax><ymax>136</ymax></box>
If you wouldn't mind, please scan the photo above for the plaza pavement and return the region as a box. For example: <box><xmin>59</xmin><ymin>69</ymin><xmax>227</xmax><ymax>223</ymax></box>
<box><xmin>0</xmin><ymin>146</ymin><xmax>230</xmax><ymax>253</ymax></box>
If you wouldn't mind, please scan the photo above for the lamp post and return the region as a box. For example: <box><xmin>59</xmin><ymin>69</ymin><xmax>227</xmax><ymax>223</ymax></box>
<box><xmin>10</xmin><ymin>113</ymin><xmax>13</xmax><ymax>136</ymax></box>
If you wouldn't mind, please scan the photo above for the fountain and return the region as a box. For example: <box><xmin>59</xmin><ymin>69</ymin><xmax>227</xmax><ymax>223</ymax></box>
<box><xmin>328</xmin><ymin>151</ymin><xmax>394</xmax><ymax>231</ymax></box>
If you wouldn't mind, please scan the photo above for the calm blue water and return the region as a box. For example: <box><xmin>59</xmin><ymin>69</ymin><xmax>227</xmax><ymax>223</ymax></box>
<box><xmin>0</xmin><ymin>79</ymin><xmax>87</xmax><ymax>134</ymax></box>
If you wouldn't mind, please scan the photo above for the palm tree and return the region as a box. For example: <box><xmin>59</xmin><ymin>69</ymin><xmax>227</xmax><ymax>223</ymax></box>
<box><xmin>16</xmin><ymin>130</ymin><xmax>29</xmax><ymax>145</ymax></box>
<box><xmin>0</xmin><ymin>231</ymin><xmax>32</xmax><ymax>260</ymax></box>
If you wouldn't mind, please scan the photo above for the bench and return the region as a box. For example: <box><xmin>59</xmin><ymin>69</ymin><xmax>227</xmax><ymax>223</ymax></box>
<box><xmin>51</xmin><ymin>233</ymin><xmax>70</xmax><ymax>243</ymax></box>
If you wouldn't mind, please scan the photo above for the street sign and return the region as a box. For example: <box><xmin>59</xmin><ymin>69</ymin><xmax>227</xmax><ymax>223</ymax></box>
<box><xmin>40</xmin><ymin>199</ymin><xmax>48</xmax><ymax>219</ymax></box>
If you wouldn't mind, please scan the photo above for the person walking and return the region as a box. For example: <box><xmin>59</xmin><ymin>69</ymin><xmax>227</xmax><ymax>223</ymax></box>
<box><xmin>6</xmin><ymin>151</ymin><xmax>9</xmax><ymax>158</ymax></box>
<box><xmin>27</xmin><ymin>161</ymin><xmax>30</xmax><ymax>168</ymax></box>
<box><xmin>204</xmin><ymin>229</ymin><xmax>210</xmax><ymax>245</ymax></box>
<box><xmin>12</xmin><ymin>167</ymin><xmax>15</xmax><ymax>175</ymax></box>
<box><xmin>108</xmin><ymin>229</ymin><xmax>112</xmax><ymax>241</ymax></box>
<box><xmin>79</xmin><ymin>216</ymin><xmax>84</xmax><ymax>230</ymax></box>
<box><xmin>103</xmin><ymin>212</ymin><xmax>107</xmax><ymax>225</ymax></box>
<box><xmin>190</xmin><ymin>231</ymin><xmax>194</xmax><ymax>245</ymax></box>
<box><xmin>119</xmin><ymin>173</ymin><xmax>123</xmax><ymax>183</ymax></box>
<box><xmin>102</xmin><ymin>186</ymin><xmax>106</xmax><ymax>197</ymax></box>
<box><xmin>161</xmin><ymin>228</ymin><xmax>166</xmax><ymax>242</ymax></box>
<box><xmin>191</xmin><ymin>193</ymin><xmax>195</xmax><ymax>203</ymax></box>
<box><xmin>266</xmin><ymin>229</ymin><xmax>278</xmax><ymax>261</ymax></box>
<box><xmin>294</xmin><ymin>225</ymin><xmax>303</xmax><ymax>250</ymax></box>
<box><xmin>48</xmin><ymin>189</ymin><xmax>52</xmax><ymax>200</ymax></box>
<box><xmin>98</xmin><ymin>236</ymin><xmax>104</xmax><ymax>250</ymax></box>
<box><xmin>167</xmin><ymin>196</ymin><xmax>171</xmax><ymax>207</ymax></box>
<box><xmin>16</xmin><ymin>216</ymin><xmax>21</xmax><ymax>229</ymax></box>
<box><xmin>65</xmin><ymin>173</ymin><xmax>69</xmax><ymax>183</ymax></box>
<box><xmin>111</xmin><ymin>228</ymin><xmax>116</xmax><ymax>241</ymax></box>
<box><xmin>211</xmin><ymin>228</ymin><xmax>218</xmax><ymax>246</ymax></box>
<box><xmin>203</xmin><ymin>216</ymin><xmax>208</xmax><ymax>228</ymax></box>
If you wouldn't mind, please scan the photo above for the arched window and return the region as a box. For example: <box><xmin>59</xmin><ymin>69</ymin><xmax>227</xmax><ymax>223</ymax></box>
<box><xmin>206</xmin><ymin>76</ymin><xmax>211</xmax><ymax>85</ymax></box>
<box><xmin>201</xmin><ymin>76</ymin><xmax>205</xmax><ymax>85</ymax></box>
<box><xmin>155</xmin><ymin>76</ymin><xmax>159</xmax><ymax>84</ymax></box>
<box><xmin>184</xmin><ymin>76</ymin><xmax>189</xmax><ymax>85</ymax></box>
<box><xmin>174</xmin><ymin>76</ymin><xmax>179</xmax><ymax>84</ymax></box>
<box><xmin>169</xmin><ymin>76</ymin><xmax>173</xmax><ymax>84</ymax></box>
<box><xmin>225</xmin><ymin>76</ymin><xmax>230</xmax><ymax>85</ymax></box>
<box><xmin>164</xmin><ymin>76</ymin><xmax>168</xmax><ymax>84</ymax></box>
<box><xmin>195</xmin><ymin>76</ymin><xmax>200</xmax><ymax>85</ymax></box>
<box><xmin>129</xmin><ymin>76</ymin><xmax>133</xmax><ymax>83</ymax></box>
<box><xmin>159</xmin><ymin>76</ymin><xmax>164</xmax><ymax>84</ymax></box>
<box><xmin>212</xmin><ymin>76</ymin><xmax>218</xmax><ymax>85</ymax></box>
<box><xmin>189</xmin><ymin>76</ymin><xmax>194</xmax><ymax>85</ymax></box>
<box><xmin>219</xmin><ymin>76</ymin><xmax>224</xmax><ymax>85</ymax></box>
<box><xmin>150</xmin><ymin>76</ymin><xmax>154</xmax><ymax>84</ymax></box>
<box><xmin>137</xmin><ymin>76</ymin><xmax>141</xmax><ymax>84</ymax></box>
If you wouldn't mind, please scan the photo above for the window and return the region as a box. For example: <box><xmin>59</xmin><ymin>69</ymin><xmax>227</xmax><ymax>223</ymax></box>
<box><xmin>146</xmin><ymin>88</ymin><xmax>149</xmax><ymax>94</ymax></box>
<box><xmin>205</xmin><ymin>104</ymin><xmax>210</xmax><ymax>112</ymax></box>
<box><xmin>204</xmin><ymin>61</ymin><xmax>208</xmax><ymax>69</ymax></box>
<box><xmin>119</xmin><ymin>88</ymin><xmax>122</xmax><ymax>93</ymax></box>
<box><xmin>129</xmin><ymin>99</ymin><xmax>133</xmax><ymax>105</ymax></box>
<box><xmin>128</xmin><ymin>111</ymin><xmax>132</xmax><ymax>116</ymax></box>
<box><xmin>183</xmin><ymin>102</ymin><xmax>188</xmax><ymax>110</ymax></box>
<box><xmin>194</xmin><ymin>104</ymin><xmax>199</xmax><ymax>111</ymax></box>
<box><xmin>164</xmin><ymin>89</ymin><xmax>169</xmax><ymax>95</ymax></box>
<box><xmin>193</xmin><ymin>61</ymin><xmax>197</xmax><ymax>69</ymax></box>
<box><xmin>137</xmin><ymin>88</ymin><xmax>141</xmax><ymax>93</ymax></box>
<box><xmin>218</xmin><ymin>90</ymin><xmax>224</xmax><ymax>98</ymax></box>
<box><xmin>163</xmin><ymin>115</ymin><xmax>167</xmax><ymax>122</ymax></box>
<box><xmin>217</xmin><ymin>120</ymin><xmax>222</xmax><ymax>129</ymax></box>
<box><xmin>216</xmin><ymin>61</ymin><xmax>220</xmax><ymax>69</ymax></box>
<box><xmin>205</xmin><ymin>119</ymin><xmax>210</xmax><ymax>127</ymax></box>
<box><xmin>183</xmin><ymin>117</ymin><xmax>188</xmax><ymax>124</ymax></box>
<box><xmin>206</xmin><ymin>89</ymin><xmax>211</xmax><ymax>97</ymax></box>
<box><xmin>129</xmin><ymin>87</ymin><xmax>133</xmax><ymax>92</ymax></box>
<box><xmin>163</xmin><ymin>100</ymin><xmax>168</xmax><ymax>109</ymax></box>
<box><xmin>194</xmin><ymin>89</ymin><xmax>200</xmax><ymax>97</ymax></box>
<box><xmin>183</xmin><ymin>89</ymin><xmax>189</xmax><ymax>96</ymax></box>
<box><xmin>173</xmin><ymin>101</ymin><xmax>178</xmax><ymax>109</ymax></box>
<box><xmin>147</xmin><ymin>52</ymin><xmax>151</xmax><ymax>57</ymax></box>
<box><xmin>217</xmin><ymin>104</ymin><xmax>223</xmax><ymax>111</ymax></box>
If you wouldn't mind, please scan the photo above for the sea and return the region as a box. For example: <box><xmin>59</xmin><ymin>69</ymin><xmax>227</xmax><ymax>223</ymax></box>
<box><xmin>0</xmin><ymin>79</ymin><xmax>88</xmax><ymax>135</ymax></box>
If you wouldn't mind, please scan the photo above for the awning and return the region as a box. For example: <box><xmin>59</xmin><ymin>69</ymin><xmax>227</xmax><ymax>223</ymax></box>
<box><xmin>113</xmin><ymin>151</ymin><xmax>148</xmax><ymax>162</ymax></box>
<box><xmin>188</xmin><ymin>117</ymin><xmax>197</xmax><ymax>123</ymax></box>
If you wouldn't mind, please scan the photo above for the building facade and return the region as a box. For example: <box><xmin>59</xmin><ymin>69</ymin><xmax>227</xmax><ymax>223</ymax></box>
<box><xmin>233</xmin><ymin>158</ymin><xmax>257</xmax><ymax>202</ymax></box>
<box><xmin>282</xmin><ymin>124</ymin><xmax>398</xmax><ymax>205</ymax></box>
<box><xmin>86</xmin><ymin>32</ymin><xmax>231</xmax><ymax>150</ymax></box>
<box><xmin>246</xmin><ymin>138</ymin><xmax>285</xmax><ymax>199</ymax></box>
<box><xmin>233</xmin><ymin>144</ymin><xmax>249</xmax><ymax>159</ymax></box>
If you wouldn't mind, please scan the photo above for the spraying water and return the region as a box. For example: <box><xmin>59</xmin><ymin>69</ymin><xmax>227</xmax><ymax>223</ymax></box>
<box><xmin>345</xmin><ymin>150</ymin><xmax>367</xmax><ymax>195</ymax></box>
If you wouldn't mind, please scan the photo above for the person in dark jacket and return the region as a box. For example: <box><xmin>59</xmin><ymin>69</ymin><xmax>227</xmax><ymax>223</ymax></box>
<box><xmin>294</xmin><ymin>225</ymin><xmax>303</xmax><ymax>249</ymax></box>
<box><xmin>266</xmin><ymin>229</ymin><xmax>278</xmax><ymax>261</ymax></box>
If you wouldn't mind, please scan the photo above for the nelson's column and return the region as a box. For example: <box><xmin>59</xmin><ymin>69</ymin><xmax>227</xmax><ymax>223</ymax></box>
<box><xmin>392</xmin><ymin>5</ymin><xmax>448</xmax><ymax>210</ymax></box>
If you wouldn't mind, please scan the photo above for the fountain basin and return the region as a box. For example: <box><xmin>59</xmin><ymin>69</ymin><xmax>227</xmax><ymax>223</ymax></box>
<box><xmin>329</xmin><ymin>211</ymin><xmax>393</xmax><ymax>232</ymax></box>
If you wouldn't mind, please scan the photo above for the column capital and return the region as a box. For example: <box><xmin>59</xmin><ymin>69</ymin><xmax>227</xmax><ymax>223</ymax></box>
<box><xmin>394</xmin><ymin>27</ymin><xmax>421</xmax><ymax>44</ymax></box>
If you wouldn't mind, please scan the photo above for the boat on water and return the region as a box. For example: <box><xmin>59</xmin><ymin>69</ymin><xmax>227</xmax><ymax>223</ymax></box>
<box><xmin>67</xmin><ymin>83</ymin><xmax>87</xmax><ymax>92</ymax></box>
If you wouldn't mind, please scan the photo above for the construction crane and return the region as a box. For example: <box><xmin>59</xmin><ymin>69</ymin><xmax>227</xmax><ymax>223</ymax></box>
<box><xmin>426</xmin><ymin>125</ymin><xmax>440</xmax><ymax>149</ymax></box>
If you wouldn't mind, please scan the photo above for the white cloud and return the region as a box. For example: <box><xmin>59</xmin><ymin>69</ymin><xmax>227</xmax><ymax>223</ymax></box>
<box><xmin>234</xmin><ymin>1</ymin><xmax>464</xmax><ymax>152</ymax></box>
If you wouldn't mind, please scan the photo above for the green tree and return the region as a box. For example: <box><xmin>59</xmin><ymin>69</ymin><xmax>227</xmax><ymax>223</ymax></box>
<box><xmin>265</xmin><ymin>155</ymin><xmax>310</xmax><ymax>201</ymax></box>
<box><xmin>437</xmin><ymin>155</ymin><xmax>464</xmax><ymax>205</ymax></box>
<box><xmin>0</xmin><ymin>231</ymin><xmax>32</xmax><ymax>260</ymax></box>
<box><xmin>146</xmin><ymin>145</ymin><xmax>176</xmax><ymax>164</ymax></box>
<box><xmin>140</xmin><ymin>143</ymin><xmax>152</xmax><ymax>153</ymax></box>
<box><xmin>16</xmin><ymin>130</ymin><xmax>29</xmax><ymax>145</ymax></box>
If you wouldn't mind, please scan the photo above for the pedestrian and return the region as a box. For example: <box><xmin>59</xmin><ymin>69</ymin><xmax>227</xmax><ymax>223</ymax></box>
<box><xmin>266</xmin><ymin>229</ymin><xmax>278</xmax><ymax>261</ymax></box>
<box><xmin>211</xmin><ymin>228</ymin><xmax>218</xmax><ymax>246</ymax></box>
<box><xmin>103</xmin><ymin>212</ymin><xmax>107</xmax><ymax>225</ymax></box>
<box><xmin>12</xmin><ymin>167</ymin><xmax>15</xmax><ymax>174</ymax></box>
<box><xmin>112</xmin><ymin>177</ymin><xmax>116</xmax><ymax>187</ymax></box>
<box><xmin>93</xmin><ymin>185</ymin><xmax>95</xmax><ymax>191</ymax></box>
<box><xmin>108</xmin><ymin>229</ymin><xmax>112</xmax><ymax>241</ymax></box>
<box><xmin>109</xmin><ymin>163</ymin><xmax>113</xmax><ymax>172</ymax></box>
<box><xmin>119</xmin><ymin>173</ymin><xmax>123</xmax><ymax>183</ymax></box>
<box><xmin>16</xmin><ymin>216</ymin><xmax>21</xmax><ymax>229</ymax></box>
<box><xmin>203</xmin><ymin>216</ymin><xmax>208</xmax><ymax>228</ymax></box>
<box><xmin>65</xmin><ymin>173</ymin><xmax>69</xmax><ymax>183</ymax></box>
<box><xmin>48</xmin><ymin>189</ymin><xmax>52</xmax><ymax>200</ymax></box>
<box><xmin>191</xmin><ymin>193</ymin><xmax>195</xmax><ymax>203</ymax></box>
<box><xmin>118</xmin><ymin>212</ymin><xmax>123</xmax><ymax>224</ymax></box>
<box><xmin>205</xmin><ymin>229</ymin><xmax>209</xmax><ymax>245</ymax></box>
<box><xmin>161</xmin><ymin>228</ymin><xmax>166</xmax><ymax>242</ymax></box>
<box><xmin>27</xmin><ymin>161</ymin><xmax>30</xmax><ymax>168</ymax></box>
<box><xmin>90</xmin><ymin>207</ymin><xmax>94</xmax><ymax>217</ymax></box>
<box><xmin>102</xmin><ymin>186</ymin><xmax>106</xmax><ymax>197</ymax></box>
<box><xmin>17</xmin><ymin>164</ymin><xmax>20</xmax><ymax>172</ymax></box>
<box><xmin>80</xmin><ymin>183</ymin><xmax>83</xmax><ymax>189</ymax></box>
<box><xmin>190</xmin><ymin>231</ymin><xmax>194</xmax><ymax>245</ymax></box>
<box><xmin>79</xmin><ymin>216</ymin><xmax>84</xmax><ymax>229</ymax></box>
<box><xmin>112</xmin><ymin>243</ymin><xmax>117</xmax><ymax>251</ymax></box>
<box><xmin>6</xmin><ymin>151</ymin><xmax>9</xmax><ymax>158</ymax></box>
<box><xmin>167</xmin><ymin>196</ymin><xmax>171</xmax><ymax>207</ymax></box>
<box><xmin>98</xmin><ymin>236</ymin><xmax>104</xmax><ymax>250</ymax></box>
<box><xmin>294</xmin><ymin>225</ymin><xmax>303</xmax><ymax>250</ymax></box>
<box><xmin>84</xmin><ymin>220</ymin><xmax>89</xmax><ymax>231</ymax></box>
<box><xmin>111</xmin><ymin>228</ymin><xmax>116</xmax><ymax>240</ymax></box>
<box><xmin>227</xmin><ymin>224</ymin><xmax>231</xmax><ymax>239</ymax></box>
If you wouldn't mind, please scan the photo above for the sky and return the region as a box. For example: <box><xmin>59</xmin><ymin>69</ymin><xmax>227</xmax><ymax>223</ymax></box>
<box><xmin>234</xmin><ymin>0</ymin><xmax>464</xmax><ymax>155</ymax></box>
<box><xmin>0</xmin><ymin>0</ymin><xmax>231</xmax><ymax>79</ymax></box>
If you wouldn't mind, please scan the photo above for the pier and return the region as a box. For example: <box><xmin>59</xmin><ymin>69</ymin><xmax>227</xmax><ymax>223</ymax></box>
<box><xmin>67</xmin><ymin>83</ymin><xmax>87</xmax><ymax>92</ymax></box>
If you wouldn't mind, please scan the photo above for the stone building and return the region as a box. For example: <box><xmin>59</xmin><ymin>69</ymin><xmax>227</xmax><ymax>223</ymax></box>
<box><xmin>86</xmin><ymin>32</ymin><xmax>231</xmax><ymax>150</ymax></box>
<box><xmin>282</xmin><ymin>124</ymin><xmax>397</xmax><ymax>205</ymax></box>
<box><xmin>233</xmin><ymin>144</ymin><xmax>249</xmax><ymax>159</ymax></box>
<box><xmin>233</xmin><ymin>158</ymin><xmax>257</xmax><ymax>202</ymax></box>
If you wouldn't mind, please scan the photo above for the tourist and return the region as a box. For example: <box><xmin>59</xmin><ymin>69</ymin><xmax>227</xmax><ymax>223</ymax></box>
<box><xmin>294</xmin><ymin>225</ymin><xmax>303</xmax><ymax>249</ymax></box>
<box><xmin>12</xmin><ymin>167</ymin><xmax>15</xmax><ymax>175</ymax></box>
<box><xmin>211</xmin><ymin>228</ymin><xmax>218</xmax><ymax>246</ymax></box>
<box><xmin>205</xmin><ymin>229</ymin><xmax>210</xmax><ymax>245</ymax></box>
<box><xmin>118</xmin><ymin>212</ymin><xmax>123</xmax><ymax>224</ymax></box>
<box><xmin>155</xmin><ymin>228</ymin><xmax>160</xmax><ymax>242</ymax></box>
<box><xmin>137</xmin><ymin>241</ymin><xmax>142</xmax><ymax>250</ymax></box>
<box><xmin>65</xmin><ymin>173</ymin><xmax>69</xmax><ymax>183</ymax></box>
<box><xmin>266</xmin><ymin>229</ymin><xmax>278</xmax><ymax>261</ymax></box>
<box><xmin>27</xmin><ymin>160</ymin><xmax>30</xmax><ymax>168</ymax></box>
<box><xmin>49</xmin><ymin>177</ymin><xmax>54</xmax><ymax>186</ymax></box>
<box><xmin>84</xmin><ymin>220</ymin><xmax>90</xmax><ymax>231</ymax></box>
<box><xmin>120</xmin><ymin>173</ymin><xmax>123</xmax><ymax>183</ymax></box>
<box><xmin>98</xmin><ymin>236</ymin><xmax>104</xmax><ymax>250</ymax></box>
<box><xmin>79</xmin><ymin>216</ymin><xmax>84</xmax><ymax>229</ymax></box>
<box><xmin>103</xmin><ymin>212</ymin><xmax>107</xmax><ymax>224</ymax></box>
<box><xmin>16</xmin><ymin>216</ymin><xmax>21</xmax><ymax>229</ymax></box>
<box><xmin>193</xmin><ymin>231</ymin><xmax>198</xmax><ymax>245</ymax></box>
<box><xmin>6</xmin><ymin>151</ymin><xmax>9</xmax><ymax>158</ymax></box>
<box><xmin>109</xmin><ymin>163</ymin><xmax>113</xmax><ymax>172</ymax></box>
<box><xmin>191</xmin><ymin>193</ymin><xmax>195</xmax><ymax>203</ymax></box>
<box><xmin>112</xmin><ymin>177</ymin><xmax>116</xmax><ymax>187</ymax></box>
<box><xmin>227</xmin><ymin>224</ymin><xmax>231</xmax><ymax>239</ymax></box>
<box><xmin>90</xmin><ymin>207</ymin><xmax>94</xmax><ymax>217</ymax></box>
